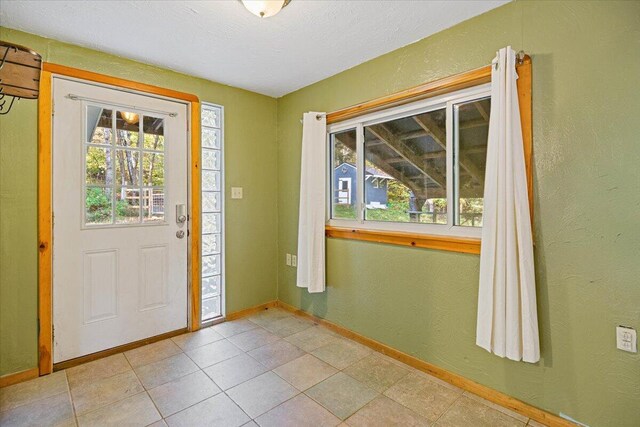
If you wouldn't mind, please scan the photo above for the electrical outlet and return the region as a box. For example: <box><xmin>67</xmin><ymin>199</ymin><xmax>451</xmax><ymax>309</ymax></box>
<box><xmin>286</xmin><ymin>253</ymin><xmax>291</xmax><ymax>266</ymax></box>
<box><xmin>616</xmin><ymin>325</ymin><xmax>637</xmax><ymax>353</ymax></box>
<box><xmin>291</xmin><ymin>255</ymin><xmax>297</xmax><ymax>267</ymax></box>
<box><xmin>231</xmin><ymin>187</ymin><xmax>243</xmax><ymax>199</ymax></box>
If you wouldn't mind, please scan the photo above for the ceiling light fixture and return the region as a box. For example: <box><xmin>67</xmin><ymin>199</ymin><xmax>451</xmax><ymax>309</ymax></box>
<box><xmin>121</xmin><ymin>111</ymin><xmax>139</xmax><ymax>125</ymax></box>
<box><xmin>241</xmin><ymin>0</ymin><xmax>291</xmax><ymax>18</ymax></box>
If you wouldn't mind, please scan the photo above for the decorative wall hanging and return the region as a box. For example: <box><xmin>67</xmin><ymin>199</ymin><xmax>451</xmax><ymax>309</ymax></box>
<box><xmin>0</xmin><ymin>41</ymin><xmax>43</xmax><ymax>115</ymax></box>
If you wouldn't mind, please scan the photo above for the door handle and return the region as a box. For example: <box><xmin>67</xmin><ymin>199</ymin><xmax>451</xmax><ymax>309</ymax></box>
<box><xmin>176</xmin><ymin>230</ymin><xmax>185</xmax><ymax>239</ymax></box>
<box><xmin>176</xmin><ymin>204</ymin><xmax>187</xmax><ymax>224</ymax></box>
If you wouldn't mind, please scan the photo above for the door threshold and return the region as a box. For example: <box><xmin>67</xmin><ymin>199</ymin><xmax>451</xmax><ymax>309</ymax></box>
<box><xmin>53</xmin><ymin>327</ymin><xmax>188</xmax><ymax>371</ymax></box>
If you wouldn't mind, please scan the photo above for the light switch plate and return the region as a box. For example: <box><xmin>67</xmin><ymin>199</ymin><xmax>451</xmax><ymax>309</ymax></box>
<box><xmin>291</xmin><ymin>255</ymin><xmax>297</xmax><ymax>267</ymax></box>
<box><xmin>286</xmin><ymin>253</ymin><xmax>291</xmax><ymax>266</ymax></box>
<box><xmin>616</xmin><ymin>325</ymin><xmax>637</xmax><ymax>353</ymax></box>
<box><xmin>231</xmin><ymin>187</ymin><xmax>243</xmax><ymax>199</ymax></box>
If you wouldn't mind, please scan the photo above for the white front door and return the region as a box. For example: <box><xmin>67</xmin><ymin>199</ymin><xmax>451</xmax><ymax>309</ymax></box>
<box><xmin>52</xmin><ymin>78</ymin><xmax>189</xmax><ymax>363</ymax></box>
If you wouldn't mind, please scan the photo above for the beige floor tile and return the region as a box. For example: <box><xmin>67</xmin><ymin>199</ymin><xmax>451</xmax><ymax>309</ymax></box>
<box><xmin>241</xmin><ymin>422</ymin><xmax>259</xmax><ymax>427</ymax></box>
<box><xmin>165</xmin><ymin>393</ymin><xmax>250</xmax><ymax>427</ymax></box>
<box><xmin>411</xmin><ymin>370</ymin><xmax>464</xmax><ymax>393</ymax></box>
<box><xmin>247</xmin><ymin>340</ymin><xmax>306</xmax><ymax>370</ymax></box>
<box><xmin>263</xmin><ymin>316</ymin><xmax>315</xmax><ymax>337</ymax></box>
<box><xmin>124</xmin><ymin>339</ymin><xmax>182</xmax><ymax>368</ymax></box>
<box><xmin>346</xmin><ymin>395</ymin><xmax>431</xmax><ymax>427</ymax></box>
<box><xmin>0</xmin><ymin>371</ymin><xmax>68</xmax><ymax>412</ymax></box>
<box><xmin>311</xmin><ymin>339</ymin><xmax>371</xmax><ymax>370</ymax></box>
<box><xmin>70</xmin><ymin>369</ymin><xmax>144</xmax><ymax>415</ymax></box>
<box><xmin>436</xmin><ymin>395</ymin><xmax>526</xmax><ymax>427</ymax></box>
<box><xmin>171</xmin><ymin>327</ymin><xmax>224</xmax><ymax>351</ymax></box>
<box><xmin>226</xmin><ymin>371</ymin><xmax>298</xmax><ymax>418</ymax></box>
<box><xmin>0</xmin><ymin>391</ymin><xmax>74</xmax><ymax>427</ymax></box>
<box><xmin>343</xmin><ymin>354</ymin><xmax>409</xmax><ymax>393</ymax></box>
<box><xmin>212</xmin><ymin>319</ymin><xmax>259</xmax><ymax>338</ymax></box>
<box><xmin>227</xmin><ymin>328</ymin><xmax>280</xmax><ymax>352</ymax></box>
<box><xmin>148</xmin><ymin>420</ymin><xmax>168</xmax><ymax>427</ymax></box>
<box><xmin>255</xmin><ymin>393</ymin><xmax>341</xmax><ymax>427</ymax></box>
<box><xmin>527</xmin><ymin>419</ymin><xmax>548</xmax><ymax>427</ymax></box>
<box><xmin>305</xmin><ymin>372</ymin><xmax>378</xmax><ymax>420</ymax></box>
<box><xmin>76</xmin><ymin>392</ymin><xmax>160</xmax><ymax>427</ymax></box>
<box><xmin>67</xmin><ymin>353</ymin><xmax>131</xmax><ymax>390</ymax></box>
<box><xmin>285</xmin><ymin>326</ymin><xmax>340</xmax><ymax>352</ymax></box>
<box><xmin>148</xmin><ymin>370</ymin><xmax>220</xmax><ymax>417</ymax></box>
<box><xmin>383</xmin><ymin>372</ymin><xmax>461</xmax><ymax>422</ymax></box>
<box><xmin>273</xmin><ymin>354</ymin><xmax>337</xmax><ymax>391</ymax></box>
<box><xmin>185</xmin><ymin>339</ymin><xmax>244</xmax><ymax>368</ymax></box>
<box><xmin>203</xmin><ymin>353</ymin><xmax>268</xmax><ymax>390</ymax></box>
<box><xmin>463</xmin><ymin>391</ymin><xmax>528</xmax><ymax>423</ymax></box>
<box><xmin>134</xmin><ymin>353</ymin><xmax>199</xmax><ymax>389</ymax></box>
<box><xmin>246</xmin><ymin>308</ymin><xmax>293</xmax><ymax>328</ymax></box>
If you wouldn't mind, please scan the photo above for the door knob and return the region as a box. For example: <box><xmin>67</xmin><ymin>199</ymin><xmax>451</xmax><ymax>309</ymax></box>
<box><xmin>176</xmin><ymin>230</ymin><xmax>185</xmax><ymax>239</ymax></box>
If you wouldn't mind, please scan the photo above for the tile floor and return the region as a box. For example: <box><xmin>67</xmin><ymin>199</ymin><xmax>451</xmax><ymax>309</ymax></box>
<box><xmin>0</xmin><ymin>308</ymin><xmax>547</xmax><ymax>427</ymax></box>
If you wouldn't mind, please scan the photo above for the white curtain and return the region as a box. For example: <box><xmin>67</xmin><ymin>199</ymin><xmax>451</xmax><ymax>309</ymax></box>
<box><xmin>297</xmin><ymin>112</ymin><xmax>327</xmax><ymax>293</ymax></box>
<box><xmin>476</xmin><ymin>47</ymin><xmax>540</xmax><ymax>363</ymax></box>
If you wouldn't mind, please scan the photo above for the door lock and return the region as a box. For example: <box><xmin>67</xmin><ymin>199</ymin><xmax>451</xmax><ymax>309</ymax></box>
<box><xmin>176</xmin><ymin>230</ymin><xmax>185</xmax><ymax>239</ymax></box>
<box><xmin>176</xmin><ymin>204</ymin><xmax>187</xmax><ymax>224</ymax></box>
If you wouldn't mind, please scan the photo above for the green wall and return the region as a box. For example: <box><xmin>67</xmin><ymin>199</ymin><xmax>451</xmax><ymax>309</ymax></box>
<box><xmin>0</xmin><ymin>28</ymin><xmax>279</xmax><ymax>377</ymax></box>
<box><xmin>277</xmin><ymin>2</ymin><xmax>640</xmax><ymax>426</ymax></box>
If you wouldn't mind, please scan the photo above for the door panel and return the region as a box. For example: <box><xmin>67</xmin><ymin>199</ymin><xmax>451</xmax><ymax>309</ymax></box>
<box><xmin>52</xmin><ymin>78</ymin><xmax>189</xmax><ymax>363</ymax></box>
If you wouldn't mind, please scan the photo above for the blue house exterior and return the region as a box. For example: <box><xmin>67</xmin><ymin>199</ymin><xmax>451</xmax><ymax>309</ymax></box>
<box><xmin>333</xmin><ymin>163</ymin><xmax>394</xmax><ymax>208</ymax></box>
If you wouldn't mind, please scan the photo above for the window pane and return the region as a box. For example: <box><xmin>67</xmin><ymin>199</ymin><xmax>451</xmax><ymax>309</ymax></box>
<box><xmin>86</xmin><ymin>146</ymin><xmax>112</xmax><ymax>185</ymax></box>
<box><xmin>115</xmin><ymin>149</ymin><xmax>140</xmax><ymax>186</ymax></box>
<box><xmin>115</xmin><ymin>187</ymin><xmax>141</xmax><ymax>224</ymax></box>
<box><xmin>331</xmin><ymin>129</ymin><xmax>357</xmax><ymax>219</ymax></box>
<box><xmin>116</xmin><ymin>111</ymin><xmax>140</xmax><ymax>147</ymax></box>
<box><xmin>455</xmin><ymin>97</ymin><xmax>490</xmax><ymax>227</ymax></box>
<box><xmin>142</xmin><ymin>152</ymin><xmax>164</xmax><ymax>186</ymax></box>
<box><xmin>85</xmin><ymin>187</ymin><xmax>112</xmax><ymax>225</ymax></box>
<box><xmin>87</xmin><ymin>106</ymin><xmax>112</xmax><ymax>144</ymax></box>
<box><xmin>142</xmin><ymin>188</ymin><xmax>164</xmax><ymax>223</ymax></box>
<box><xmin>364</xmin><ymin>108</ymin><xmax>447</xmax><ymax>224</ymax></box>
<box><xmin>142</xmin><ymin>116</ymin><xmax>165</xmax><ymax>150</ymax></box>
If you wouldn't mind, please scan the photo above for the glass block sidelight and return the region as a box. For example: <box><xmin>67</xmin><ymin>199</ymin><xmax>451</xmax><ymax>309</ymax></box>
<box><xmin>201</xmin><ymin>103</ymin><xmax>224</xmax><ymax>322</ymax></box>
<box><xmin>202</xmin><ymin>128</ymin><xmax>220</xmax><ymax>149</ymax></box>
<box><xmin>202</xmin><ymin>297</ymin><xmax>221</xmax><ymax>319</ymax></box>
<box><xmin>202</xmin><ymin>192</ymin><xmax>221</xmax><ymax>213</ymax></box>
<box><xmin>202</xmin><ymin>149</ymin><xmax>220</xmax><ymax>170</ymax></box>
<box><xmin>202</xmin><ymin>275</ymin><xmax>221</xmax><ymax>298</ymax></box>
<box><xmin>202</xmin><ymin>254</ymin><xmax>221</xmax><ymax>277</ymax></box>
<box><xmin>202</xmin><ymin>233</ymin><xmax>221</xmax><ymax>255</ymax></box>
<box><xmin>202</xmin><ymin>107</ymin><xmax>221</xmax><ymax>128</ymax></box>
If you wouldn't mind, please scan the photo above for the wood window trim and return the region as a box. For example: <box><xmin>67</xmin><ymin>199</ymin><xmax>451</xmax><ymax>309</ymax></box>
<box><xmin>38</xmin><ymin>63</ymin><xmax>202</xmax><ymax>376</ymax></box>
<box><xmin>325</xmin><ymin>56</ymin><xmax>532</xmax><ymax>255</ymax></box>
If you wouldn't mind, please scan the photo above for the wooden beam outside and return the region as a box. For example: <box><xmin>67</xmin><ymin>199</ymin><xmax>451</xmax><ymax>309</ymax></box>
<box><xmin>367</xmin><ymin>124</ymin><xmax>446</xmax><ymax>188</ymax></box>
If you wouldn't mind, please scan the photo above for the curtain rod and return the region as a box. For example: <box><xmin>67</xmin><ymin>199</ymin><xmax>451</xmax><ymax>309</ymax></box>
<box><xmin>66</xmin><ymin>94</ymin><xmax>178</xmax><ymax>117</ymax></box>
<box><xmin>299</xmin><ymin>113</ymin><xmax>325</xmax><ymax>124</ymax></box>
<box><xmin>299</xmin><ymin>50</ymin><xmax>528</xmax><ymax>125</ymax></box>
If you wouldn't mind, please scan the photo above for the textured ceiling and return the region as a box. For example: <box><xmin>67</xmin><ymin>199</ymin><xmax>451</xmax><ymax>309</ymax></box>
<box><xmin>0</xmin><ymin>0</ymin><xmax>508</xmax><ymax>97</ymax></box>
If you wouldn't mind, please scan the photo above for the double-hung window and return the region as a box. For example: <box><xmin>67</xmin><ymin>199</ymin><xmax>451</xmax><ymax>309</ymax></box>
<box><xmin>328</xmin><ymin>84</ymin><xmax>491</xmax><ymax>238</ymax></box>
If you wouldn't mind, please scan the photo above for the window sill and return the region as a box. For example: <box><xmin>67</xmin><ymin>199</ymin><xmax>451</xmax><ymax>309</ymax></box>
<box><xmin>325</xmin><ymin>226</ymin><xmax>480</xmax><ymax>255</ymax></box>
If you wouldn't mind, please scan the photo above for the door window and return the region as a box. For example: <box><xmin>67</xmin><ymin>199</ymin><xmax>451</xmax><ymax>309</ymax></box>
<box><xmin>84</xmin><ymin>105</ymin><xmax>166</xmax><ymax>226</ymax></box>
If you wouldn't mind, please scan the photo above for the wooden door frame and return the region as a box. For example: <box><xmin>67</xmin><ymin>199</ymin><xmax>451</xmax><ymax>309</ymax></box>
<box><xmin>38</xmin><ymin>63</ymin><xmax>202</xmax><ymax>375</ymax></box>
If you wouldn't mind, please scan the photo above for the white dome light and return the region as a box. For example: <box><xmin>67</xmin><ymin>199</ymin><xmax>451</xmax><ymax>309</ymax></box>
<box><xmin>241</xmin><ymin>0</ymin><xmax>290</xmax><ymax>18</ymax></box>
